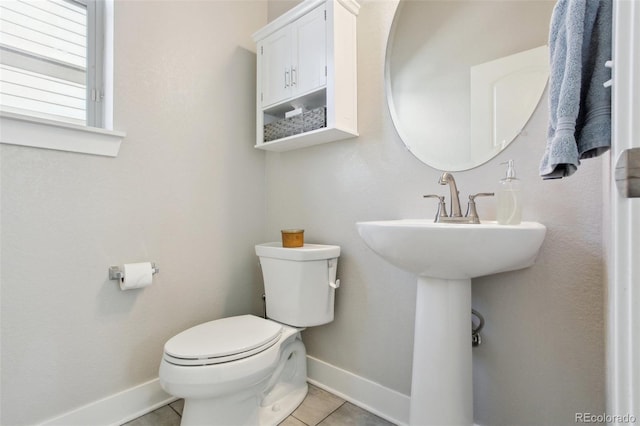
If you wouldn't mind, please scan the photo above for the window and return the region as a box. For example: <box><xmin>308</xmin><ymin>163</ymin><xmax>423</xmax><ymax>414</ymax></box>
<box><xmin>0</xmin><ymin>0</ymin><xmax>122</xmax><ymax>157</ymax></box>
<box><xmin>0</xmin><ymin>0</ymin><xmax>105</xmax><ymax>127</ymax></box>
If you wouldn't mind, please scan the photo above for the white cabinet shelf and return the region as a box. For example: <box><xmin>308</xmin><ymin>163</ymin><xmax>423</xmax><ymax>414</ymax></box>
<box><xmin>252</xmin><ymin>0</ymin><xmax>359</xmax><ymax>151</ymax></box>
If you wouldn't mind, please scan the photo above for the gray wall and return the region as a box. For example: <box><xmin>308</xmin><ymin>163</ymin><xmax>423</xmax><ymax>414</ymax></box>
<box><xmin>265</xmin><ymin>1</ymin><xmax>605</xmax><ymax>425</ymax></box>
<box><xmin>0</xmin><ymin>2</ymin><xmax>267</xmax><ymax>425</ymax></box>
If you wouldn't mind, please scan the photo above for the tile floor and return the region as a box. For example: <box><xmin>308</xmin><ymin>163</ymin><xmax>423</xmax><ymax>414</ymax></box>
<box><xmin>123</xmin><ymin>384</ymin><xmax>395</xmax><ymax>426</ymax></box>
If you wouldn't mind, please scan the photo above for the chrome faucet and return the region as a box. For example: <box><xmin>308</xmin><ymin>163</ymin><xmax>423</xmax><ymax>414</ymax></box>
<box><xmin>424</xmin><ymin>172</ymin><xmax>494</xmax><ymax>224</ymax></box>
<box><xmin>438</xmin><ymin>172</ymin><xmax>463</xmax><ymax>218</ymax></box>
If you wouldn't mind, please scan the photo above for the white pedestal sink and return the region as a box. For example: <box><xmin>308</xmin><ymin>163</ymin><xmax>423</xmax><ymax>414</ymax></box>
<box><xmin>356</xmin><ymin>220</ymin><xmax>546</xmax><ymax>426</ymax></box>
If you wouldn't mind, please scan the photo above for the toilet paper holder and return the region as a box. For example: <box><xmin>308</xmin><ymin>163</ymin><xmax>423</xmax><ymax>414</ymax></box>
<box><xmin>109</xmin><ymin>263</ymin><xmax>160</xmax><ymax>281</ymax></box>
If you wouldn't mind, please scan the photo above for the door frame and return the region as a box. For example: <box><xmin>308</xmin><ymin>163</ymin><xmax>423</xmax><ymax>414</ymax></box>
<box><xmin>607</xmin><ymin>0</ymin><xmax>639</xmax><ymax>422</ymax></box>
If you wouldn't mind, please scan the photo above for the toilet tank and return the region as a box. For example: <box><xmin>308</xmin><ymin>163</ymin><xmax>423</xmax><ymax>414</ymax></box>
<box><xmin>255</xmin><ymin>243</ymin><xmax>340</xmax><ymax>327</ymax></box>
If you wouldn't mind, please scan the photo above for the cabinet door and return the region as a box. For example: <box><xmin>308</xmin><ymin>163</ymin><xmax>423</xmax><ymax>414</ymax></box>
<box><xmin>291</xmin><ymin>5</ymin><xmax>326</xmax><ymax>96</ymax></box>
<box><xmin>261</xmin><ymin>26</ymin><xmax>291</xmax><ymax>107</ymax></box>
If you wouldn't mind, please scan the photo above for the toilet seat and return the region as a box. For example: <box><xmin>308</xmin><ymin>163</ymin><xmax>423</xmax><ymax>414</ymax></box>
<box><xmin>163</xmin><ymin>315</ymin><xmax>283</xmax><ymax>366</ymax></box>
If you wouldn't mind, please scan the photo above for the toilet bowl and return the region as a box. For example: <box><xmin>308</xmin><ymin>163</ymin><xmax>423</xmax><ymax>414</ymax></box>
<box><xmin>159</xmin><ymin>243</ymin><xmax>340</xmax><ymax>426</ymax></box>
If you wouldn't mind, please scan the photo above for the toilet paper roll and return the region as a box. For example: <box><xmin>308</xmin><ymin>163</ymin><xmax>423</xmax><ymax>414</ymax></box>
<box><xmin>120</xmin><ymin>262</ymin><xmax>154</xmax><ymax>290</ymax></box>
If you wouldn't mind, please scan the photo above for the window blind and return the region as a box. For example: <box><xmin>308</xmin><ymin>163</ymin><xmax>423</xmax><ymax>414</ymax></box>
<box><xmin>0</xmin><ymin>0</ymin><xmax>88</xmax><ymax>125</ymax></box>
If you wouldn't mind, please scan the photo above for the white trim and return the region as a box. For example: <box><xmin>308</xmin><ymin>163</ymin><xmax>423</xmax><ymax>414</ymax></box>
<box><xmin>252</xmin><ymin>0</ymin><xmax>324</xmax><ymax>42</ymax></box>
<box><xmin>252</xmin><ymin>0</ymin><xmax>359</xmax><ymax>42</ymax></box>
<box><xmin>0</xmin><ymin>111</ymin><xmax>124</xmax><ymax>157</ymax></box>
<box><xmin>32</xmin><ymin>359</ymin><xmax>483</xmax><ymax>426</ymax></box>
<box><xmin>607</xmin><ymin>0</ymin><xmax>640</xmax><ymax>422</ymax></box>
<box><xmin>33</xmin><ymin>359</ymin><xmax>408</xmax><ymax>426</ymax></box>
<box><xmin>306</xmin><ymin>355</ymin><xmax>410</xmax><ymax>426</ymax></box>
<box><xmin>38</xmin><ymin>378</ymin><xmax>176</xmax><ymax>426</ymax></box>
<box><xmin>336</xmin><ymin>0</ymin><xmax>360</xmax><ymax>16</ymax></box>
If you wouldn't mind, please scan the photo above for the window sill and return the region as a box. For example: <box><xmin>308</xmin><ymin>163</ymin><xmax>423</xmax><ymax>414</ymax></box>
<box><xmin>0</xmin><ymin>112</ymin><xmax>125</xmax><ymax>157</ymax></box>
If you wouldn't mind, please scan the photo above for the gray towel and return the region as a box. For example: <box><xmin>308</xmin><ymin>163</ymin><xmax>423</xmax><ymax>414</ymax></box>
<box><xmin>539</xmin><ymin>0</ymin><xmax>612</xmax><ymax>179</ymax></box>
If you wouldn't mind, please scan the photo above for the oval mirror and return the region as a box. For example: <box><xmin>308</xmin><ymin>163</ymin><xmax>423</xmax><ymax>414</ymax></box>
<box><xmin>386</xmin><ymin>0</ymin><xmax>554</xmax><ymax>171</ymax></box>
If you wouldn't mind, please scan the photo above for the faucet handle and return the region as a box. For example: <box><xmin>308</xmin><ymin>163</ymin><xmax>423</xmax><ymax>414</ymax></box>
<box><xmin>466</xmin><ymin>193</ymin><xmax>494</xmax><ymax>224</ymax></box>
<box><xmin>469</xmin><ymin>192</ymin><xmax>495</xmax><ymax>201</ymax></box>
<box><xmin>423</xmin><ymin>194</ymin><xmax>448</xmax><ymax>222</ymax></box>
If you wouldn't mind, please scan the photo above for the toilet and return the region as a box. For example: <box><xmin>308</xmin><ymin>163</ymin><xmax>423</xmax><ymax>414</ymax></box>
<box><xmin>159</xmin><ymin>242</ymin><xmax>340</xmax><ymax>426</ymax></box>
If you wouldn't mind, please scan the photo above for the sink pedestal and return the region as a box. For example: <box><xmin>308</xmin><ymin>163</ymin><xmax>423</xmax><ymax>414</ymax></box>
<box><xmin>411</xmin><ymin>277</ymin><xmax>472</xmax><ymax>425</ymax></box>
<box><xmin>356</xmin><ymin>220</ymin><xmax>547</xmax><ymax>426</ymax></box>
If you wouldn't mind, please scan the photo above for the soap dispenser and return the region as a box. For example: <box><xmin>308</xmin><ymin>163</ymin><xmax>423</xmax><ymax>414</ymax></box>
<box><xmin>497</xmin><ymin>160</ymin><xmax>522</xmax><ymax>225</ymax></box>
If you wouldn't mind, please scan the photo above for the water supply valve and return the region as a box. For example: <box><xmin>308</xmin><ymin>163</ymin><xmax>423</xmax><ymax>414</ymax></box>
<box><xmin>472</xmin><ymin>309</ymin><xmax>485</xmax><ymax>347</ymax></box>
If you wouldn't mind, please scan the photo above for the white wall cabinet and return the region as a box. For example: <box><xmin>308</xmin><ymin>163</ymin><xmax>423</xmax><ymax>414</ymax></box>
<box><xmin>261</xmin><ymin>5</ymin><xmax>326</xmax><ymax>107</ymax></box>
<box><xmin>253</xmin><ymin>0</ymin><xmax>359</xmax><ymax>151</ymax></box>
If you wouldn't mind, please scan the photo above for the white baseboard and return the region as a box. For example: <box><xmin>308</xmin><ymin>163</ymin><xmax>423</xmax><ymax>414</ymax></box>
<box><xmin>38</xmin><ymin>378</ymin><xmax>176</xmax><ymax>426</ymax></box>
<box><xmin>37</xmin><ymin>360</ymin><xmax>480</xmax><ymax>426</ymax></box>
<box><xmin>306</xmin><ymin>355</ymin><xmax>411</xmax><ymax>426</ymax></box>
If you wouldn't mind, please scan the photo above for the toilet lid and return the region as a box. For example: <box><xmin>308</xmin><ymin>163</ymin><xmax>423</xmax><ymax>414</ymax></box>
<box><xmin>163</xmin><ymin>315</ymin><xmax>282</xmax><ymax>366</ymax></box>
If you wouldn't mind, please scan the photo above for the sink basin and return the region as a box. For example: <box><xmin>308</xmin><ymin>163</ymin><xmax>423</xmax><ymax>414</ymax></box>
<box><xmin>356</xmin><ymin>220</ymin><xmax>546</xmax><ymax>279</ymax></box>
<box><xmin>356</xmin><ymin>219</ymin><xmax>546</xmax><ymax>425</ymax></box>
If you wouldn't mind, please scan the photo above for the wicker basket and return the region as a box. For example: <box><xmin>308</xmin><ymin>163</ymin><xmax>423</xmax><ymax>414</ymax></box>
<box><xmin>264</xmin><ymin>114</ymin><xmax>303</xmax><ymax>142</ymax></box>
<box><xmin>264</xmin><ymin>106</ymin><xmax>326</xmax><ymax>142</ymax></box>
<box><xmin>303</xmin><ymin>106</ymin><xmax>326</xmax><ymax>132</ymax></box>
